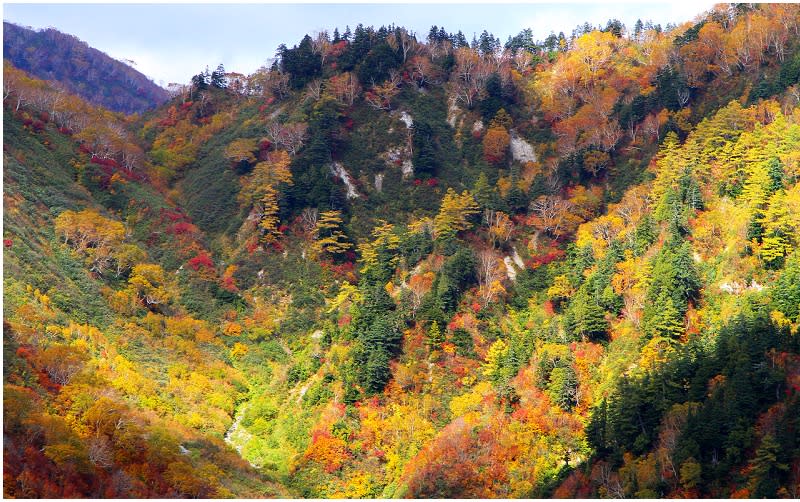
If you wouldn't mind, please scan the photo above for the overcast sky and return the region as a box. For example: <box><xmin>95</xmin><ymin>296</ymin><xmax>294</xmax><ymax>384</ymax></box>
<box><xmin>3</xmin><ymin>2</ymin><xmax>717</xmax><ymax>87</ymax></box>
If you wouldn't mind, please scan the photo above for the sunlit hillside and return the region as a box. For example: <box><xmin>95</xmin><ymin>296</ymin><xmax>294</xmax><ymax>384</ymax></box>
<box><xmin>4</xmin><ymin>4</ymin><xmax>800</xmax><ymax>497</ymax></box>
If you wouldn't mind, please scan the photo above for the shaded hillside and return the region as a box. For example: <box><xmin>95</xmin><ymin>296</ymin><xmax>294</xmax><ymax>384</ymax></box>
<box><xmin>3</xmin><ymin>22</ymin><xmax>168</xmax><ymax>114</ymax></box>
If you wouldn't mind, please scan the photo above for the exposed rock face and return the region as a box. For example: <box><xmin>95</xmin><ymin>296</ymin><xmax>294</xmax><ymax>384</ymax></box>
<box><xmin>330</xmin><ymin>162</ymin><xmax>361</xmax><ymax>199</ymax></box>
<box><xmin>383</xmin><ymin>146</ymin><xmax>414</xmax><ymax>178</ymax></box>
<box><xmin>447</xmin><ymin>96</ymin><xmax>460</xmax><ymax>128</ymax></box>
<box><xmin>399</xmin><ymin>111</ymin><xmax>414</xmax><ymax>129</ymax></box>
<box><xmin>510</xmin><ymin>132</ymin><xmax>537</xmax><ymax>163</ymax></box>
<box><xmin>504</xmin><ymin>256</ymin><xmax>518</xmax><ymax>282</ymax></box>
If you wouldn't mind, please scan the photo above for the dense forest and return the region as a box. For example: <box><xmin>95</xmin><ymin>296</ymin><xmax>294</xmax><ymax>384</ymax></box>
<box><xmin>4</xmin><ymin>3</ymin><xmax>800</xmax><ymax>497</ymax></box>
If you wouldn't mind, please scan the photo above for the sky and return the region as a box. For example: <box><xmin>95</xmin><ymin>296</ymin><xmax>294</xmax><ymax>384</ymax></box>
<box><xmin>3</xmin><ymin>1</ymin><xmax>718</xmax><ymax>88</ymax></box>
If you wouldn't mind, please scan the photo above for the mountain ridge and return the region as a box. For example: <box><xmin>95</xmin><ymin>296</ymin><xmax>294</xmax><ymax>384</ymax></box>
<box><xmin>3</xmin><ymin>21</ymin><xmax>169</xmax><ymax>114</ymax></box>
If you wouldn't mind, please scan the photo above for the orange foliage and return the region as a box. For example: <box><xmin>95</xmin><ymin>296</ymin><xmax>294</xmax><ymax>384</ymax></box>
<box><xmin>483</xmin><ymin>126</ymin><xmax>510</xmax><ymax>165</ymax></box>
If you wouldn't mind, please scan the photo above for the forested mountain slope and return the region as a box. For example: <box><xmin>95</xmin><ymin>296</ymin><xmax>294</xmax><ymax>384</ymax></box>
<box><xmin>3</xmin><ymin>22</ymin><xmax>169</xmax><ymax>114</ymax></box>
<box><xmin>4</xmin><ymin>3</ymin><xmax>800</xmax><ymax>498</ymax></box>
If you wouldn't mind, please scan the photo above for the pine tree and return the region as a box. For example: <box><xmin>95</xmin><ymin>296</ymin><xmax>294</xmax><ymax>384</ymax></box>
<box><xmin>472</xmin><ymin>172</ymin><xmax>494</xmax><ymax>209</ymax></box>
<box><xmin>645</xmin><ymin>290</ymin><xmax>685</xmax><ymax>339</ymax></box>
<box><xmin>426</xmin><ymin>320</ymin><xmax>444</xmax><ymax>350</ymax></box>
<box><xmin>748</xmin><ymin>434</ymin><xmax>788</xmax><ymax>498</ymax></box>
<box><xmin>211</xmin><ymin>63</ymin><xmax>227</xmax><ymax>88</ymax></box>
<box><xmin>766</xmin><ymin>157</ymin><xmax>784</xmax><ymax>193</ymax></box>
<box><xmin>566</xmin><ymin>285</ymin><xmax>608</xmax><ymax>342</ymax></box>
<box><xmin>363</xmin><ymin>346</ymin><xmax>391</xmax><ymax>394</ymax></box>
<box><xmin>450</xmin><ymin>328</ymin><xmax>475</xmax><ymax>357</ymax></box>
<box><xmin>547</xmin><ymin>365</ymin><xmax>579</xmax><ymax>411</ymax></box>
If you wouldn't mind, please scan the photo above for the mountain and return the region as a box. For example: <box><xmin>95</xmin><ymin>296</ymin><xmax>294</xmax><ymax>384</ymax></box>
<box><xmin>3</xmin><ymin>4</ymin><xmax>800</xmax><ymax>498</ymax></box>
<box><xmin>3</xmin><ymin>22</ymin><xmax>169</xmax><ymax>114</ymax></box>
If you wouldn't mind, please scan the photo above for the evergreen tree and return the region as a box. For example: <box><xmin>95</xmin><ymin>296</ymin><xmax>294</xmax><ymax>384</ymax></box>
<box><xmin>472</xmin><ymin>172</ymin><xmax>494</xmax><ymax>209</ymax></box>
<box><xmin>565</xmin><ymin>284</ymin><xmax>608</xmax><ymax>342</ymax></box>
<box><xmin>645</xmin><ymin>290</ymin><xmax>685</xmax><ymax>339</ymax></box>
<box><xmin>748</xmin><ymin>434</ymin><xmax>788</xmax><ymax>498</ymax></box>
<box><xmin>547</xmin><ymin>365</ymin><xmax>579</xmax><ymax>411</ymax></box>
<box><xmin>450</xmin><ymin>328</ymin><xmax>475</xmax><ymax>357</ymax></box>
<box><xmin>363</xmin><ymin>347</ymin><xmax>391</xmax><ymax>394</ymax></box>
<box><xmin>279</xmin><ymin>34</ymin><xmax>322</xmax><ymax>88</ymax></box>
<box><xmin>426</xmin><ymin>320</ymin><xmax>444</xmax><ymax>350</ymax></box>
<box><xmin>412</xmin><ymin>120</ymin><xmax>438</xmax><ymax>177</ymax></box>
<box><xmin>210</xmin><ymin>63</ymin><xmax>227</xmax><ymax>88</ymax></box>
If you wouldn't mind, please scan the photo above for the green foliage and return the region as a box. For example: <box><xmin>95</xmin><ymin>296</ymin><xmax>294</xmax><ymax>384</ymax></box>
<box><xmin>436</xmin><ymin>247</ymin><xmax>477</xmax><ymax>313</ymax></box>
<box><xmin>426</xmin><ymin>320</ymin><xmax>444</xmax><ymax>350</ymax></box>
<box><xmin>642</xmin><ymin>239</ymin><xmax>700</xmax><ymax>339</ymax></box>
<box><xmin>564</xmin><ymin>283</ymin><xmax>608</xmax><ymax>342</ymax></box>
<box><xmin>450</xmin><ymin>328</ymin><xmax>476</xmax><ymax>357</ymax></box>
<box><xmin>279</xmin><ymin>35</ymin><xmax>322</xmax><ymax>89</ymax></box>
<box><xmin>772</xmin><ymin>252</ymin><xmax>800</xmax><ymax>323</ymax></box>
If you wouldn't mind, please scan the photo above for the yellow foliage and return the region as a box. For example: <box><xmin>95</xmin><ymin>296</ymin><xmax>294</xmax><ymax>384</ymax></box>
<box><xmin>434</xmin><ymin>188</ymin><xmax>479</xmax><ymax>238</ymax></box>
<box><xmin>313</xmin><ymin>210</ymin><xmax>352</xmax><ymax>256</ymax></box>
<box><xmin>326</xmin><ymin>282</ymin><xmax>363</xmax><ymax>314</ymax></box>
<box><xmin>547</xmin><ymin>275</ymin><xmax>574</xmax><ymax>301</ymax></box>
<box><xmin>449</xmin><ymin>381</ymin><xmax>492</xmax><ymax>418</ymax></box>
<box><xmin>230</xmin><ymin>342</ymin><xmax>249</xmax><ymax>360</ymax></box>
<box><xmin>639</xmin><ymin>337</ymin><xmax>676</xmax><ymax>373</ymax></box>
<box><xmin>483</xmin><ymin>338</ymin><xmax>509</xmax><ymax>380</ymax></box>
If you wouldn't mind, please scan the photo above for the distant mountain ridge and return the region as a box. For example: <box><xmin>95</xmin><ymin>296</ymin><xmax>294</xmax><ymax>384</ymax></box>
<box><xmin>3</xmin><ymin>22</ymin><xmax>169</xmax><ymax>114</ymax></box>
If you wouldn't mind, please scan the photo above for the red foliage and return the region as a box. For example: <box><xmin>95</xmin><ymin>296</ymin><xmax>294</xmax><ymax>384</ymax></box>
<box><xmin>511</xmin><ymin>214</ymin><xmax>527</xmax><ymax>226</ymax></box>
<box><xmin>90</xmin><ymin>155</ymin><xmax>120</xmax><ymax>168</ymax></box>
<box><xmin>338</xmin><ymin>314</ymin><xmax>352</xmax><ymax>327</ymax></box>
<box><xmin>187</xmin><ymin>252</ymin><xmax>214</xmax><ymax>271</ymax></box>
<box><xmin>343</xmin><ymin>118</ymin><xmax>354</xmax><ymax>130</ymax></box>
<box><xmin>221</xmin><ymin>275</ymin><xmax>238</xmax><ymax>293</ymax></box>
<box><xmin>16</xmin><ymin>346</ymin><xmax>61</xmax><ymax>393</ymax></box>
<box><xmin>553</xmin><ymin>470</ymin><xmax>593</xmax><ymax>498</ymax></box>
<box><xmin>526</xmin><ymin>249</ymin><xmax>566</xmax><ymax>268</ymax></box>
<box><xmin>472</xmin><ymin>302</ymin><xmax>481</xmax><ymax>314</ymax></box>
<box><xmin>413</xmin><ymin>179</ymin><xmax>422</xmax><ymax>186</ymax></box>
<box><xmin>321</xmin><ymin>260</ymin><xmax>356</xmax><ymax>281</ymax></box>
<box><xmin>543</xmin><ymin>300</ymin><xmax>555</xmax><ymax>315</ymax></box>
<box><xmin>259</xmin><ymin>139</ymin><xmax>272</xmax><ymax>151</ymax></box>
<box><xmin>245</xmin><ymin>237</ymin><xmax>261</xmax><ymax>254</ymax></box>
<box><xmin>167</xmin><ymin>222</ymin><xmax>197</xmax><ymax>235</ymax></box>
<box><xmin>4</xmin><ymin>239</ymin><xmax>13</xmax><ymax>248</ymax></box>
<box><xmin>160</xmin><ymin>208</ymin><xmax>187</xmax><ymax>222</ymax></box>
<box><xmin>426</xmin><ymin>178</ymin><xmax>439</xmax><ymax>187</ymax></box>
